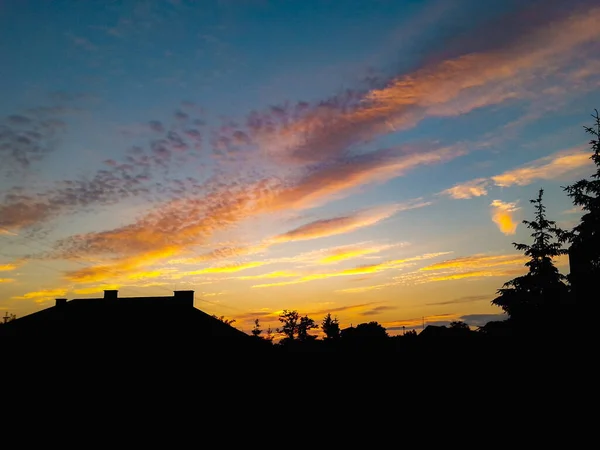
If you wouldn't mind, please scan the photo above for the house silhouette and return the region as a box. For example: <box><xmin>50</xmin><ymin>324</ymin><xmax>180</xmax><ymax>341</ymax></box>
<box><xmin>0</xmin><ymin>289</ymin><xmax>255</xmax><ymax>348</ymax></box>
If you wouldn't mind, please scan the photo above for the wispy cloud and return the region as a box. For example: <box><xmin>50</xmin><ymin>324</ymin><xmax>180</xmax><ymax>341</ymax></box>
<box><xmin>490</xmin><ymin>200</ymin><xmax>520</xmax><ymax>235</ymax></box>
<box><xmin>13</xmin><ymin>288</ymin><xmax>68</xmax><ymax>303</ymax></box>
<box><xmin>392</xmin><ymin>253</ymin><xmax>529</xmax><ymax>286</ymax></box>
<box><xmin>0</xmin><ymin>261</ymin><xmax>21</xmax><ymax>272</ymax></box>
<box><xmin>178</xmin><ymin>262</ymin><xmax>265</xmax><ymax>276</ymax></box>
<box><xmin>425</xmin><ymin>294</ymin><xmax>492</xmax><ymax>306</ymax></box>
<box><xmin>441</xmin><ymin>147</ymin><xmax>593</xmax><ymax>199</ymax></box>
<box><xmin>491</xmin><ymin>147</ymin><xmax>591</xmax><ymax>187</ymax></box>
<box><xmin>317</xmin><ymin>243</ymin><xmax>397</xmax><ymax>264</ymax></box>
<box><xmin>0</xmin><ymin>278</ymin><xmax>15</xmax><ymax>284</ymax></box>
<box><xmin>269</xmin><ymin>204</ymin><xmax>408</xmax><ymax>244</ymax></box>
<box><xmin>237</xmin><ymin>270</ymin><xmax>299</xmax><ymax>280</ymax></box>
<box><xmin>441</xmin><ymin>178</ymin><xmax>489</xmax><ymax>199</ymax></box>
<box><xmin>420</xmin><ymin>254</ymin><xmax>528</xmax><ymax>272</ymax></box>
<box><xmin>253</xmin><ymin>252</ymin><xmax>451</xmax><ymax>288</ymax></box>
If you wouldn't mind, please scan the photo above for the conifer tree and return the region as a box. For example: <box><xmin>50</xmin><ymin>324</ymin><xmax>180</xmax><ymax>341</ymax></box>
<box><xmin>492</xmin><ymin>189</ymin><xmax>568</xmax><ymax>326</ymax></box>
<box><xmin>562</xmin><ymin>110</ymin><xmax>600</xmax><ymax>305</ymax></box>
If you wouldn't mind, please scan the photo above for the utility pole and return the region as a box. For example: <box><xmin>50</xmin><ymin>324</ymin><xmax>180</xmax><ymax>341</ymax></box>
<box><xmin>3</xmin><ymin>311</ymin><xmax>9</xmax><ymax>324</ymax></box>
<box><xmin>422</xmin><ymin>316</ymin><xmax>425</xmax><ymax>330</ymax></box>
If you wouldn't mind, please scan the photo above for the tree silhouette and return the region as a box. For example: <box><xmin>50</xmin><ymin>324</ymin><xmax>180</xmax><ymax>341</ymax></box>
<box><xmin>251</xmin><ymin>318</ymin><xmax>262</xmax><ymax>337</ymax></box>
<box><xmin>321</xmin><ymin>313</ymin><xmax>340</xmax><ymax>341</ymax></box>
<box><xmin>277</xmin><ymin>310</ymin><xmax>299</xmax><ymax>341</ymax></box>
<box><xmin>264</xmin><ymin>326</ymin><xmax>274</xmax><ymax>343</ymax></box>
<box><xmin>449</xmin><ymin>321</ymin><xmax>470</xmax><ymax>330</ymax></box>
<box><xmin>297</xmin><ymin>315</ymin><xmax>318</xmax><ymax>342</ymax></box>
<box><xmin>492</xmin><ymin>189</ymin><xmax>568</xmax><ymax>328</ymax></box>
<box><xmin>342</xmin><ymin>321</ymin><xmax>389</xmax><ymax>343</ymax></box>
<box><xmin>212</xmin><ymin>315</ymin><xmax>236</xmax><ymax>326</ymax></box>
<box><xmin>562</xmin><ymin>109</ymin><xmax>600</xmax><ymax>308</ymax></box>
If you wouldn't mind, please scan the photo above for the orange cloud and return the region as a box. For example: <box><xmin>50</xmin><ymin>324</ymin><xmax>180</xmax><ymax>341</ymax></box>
<box><xmin>357</xmin><ymin>7</ymin><xmax>600</xmax><ymax>134</ymax></box>
<box><xmin>441</xmin><ymin>148</ymin><xmax>592</xmax><ymax>200</ymax></box>
<box><xmin>420</xmin><ymin>254</ymin><xmax>528</xmax><ymax>272</ymax></box>
<box><xmin>64</xmin><ymin>245</ymin><xmax>180</xmax><ymax>283</ymax></box>
<box><xmin>270</xmin><ymin>204</ymin><xmax>405</xmax><ymax>244</ymax></box>
<box><xmin>271</xmin><ymin>146</ymin><xmax>465</xmax><ymax>210</ymax></box>
<box><xmin>252</xmin><ymin>252</ymin><xmax>451</xmax><ymax>288</ymax></box>
<box><xmin>42</xmin><ymin>5</ymin><xmax>600</xmax><ymax>290</ymax></box>
<box><xmin>73</xmin><ymin>285</ymin><xmax>120</xmax><ymax>295</ymax></box>
<box><xmin>0</xmin><ymin>261</ymin><xmax>22</xmax><ymax>272</ymax></box>
<box><xmin>491</xmin><ymin>147</ymin><xmax>591</xmax><ymax>187</ymax></box>
<box><xmin>389</xmin><ymin>252</ymin><xmax>534</xmax><ymax>285</ymax></box>
<box><xmin>429</xmin><ymin>269</ymin><xmax>523</xmax><ymax>282</ymax></box>
<box><xmin>14</xmin><ymin>288</ymin><xmax>68</xmax><ymax>303</ymax></box>
<box><xmin>172</xmin><ymin>244</ymin><xmax>269</xmax><ymax>264</ymax></box>
<box><xmin>337</xmin><ymin>283</ymin><xmax>398</xmax><ymax>294</ymax></box>
<box><xmin>238</xmin><ymin>271</ymin><xmax>299</xmax><ymax>280</ymax></box>
<box><xmin>318</xmin><ymin>245</ymin><xmax>392</xmax><ymax>264</ymax></box>
<box><xmin>490</xmin><ymin>200</ymin><xmax>520</xmax><ymax>235</ymax></box>
<box><xmin>179</xmin><ymin>262</ymin><xmax>266</xmax><ymax>276</ymax></box>
<box><xmin>0</xmin><ymin>278</ymin><xmax>15</xmax><ymax>283</ymax></box>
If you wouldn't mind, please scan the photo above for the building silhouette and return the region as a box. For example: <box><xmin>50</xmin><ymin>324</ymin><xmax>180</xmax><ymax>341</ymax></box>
<box><xmin>0</xmin><ymin>290</ymin><xmax>255</xmax><ymax>349</ymax></box>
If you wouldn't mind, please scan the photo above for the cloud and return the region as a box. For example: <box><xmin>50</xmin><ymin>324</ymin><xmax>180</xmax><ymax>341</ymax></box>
<box><xmin>390</xmin><ymin>252</ymin><xmax>529</xmax><ymax>286</ymax></box>
<box><xmin>420</xmin><ymin>253</ymin><xmax>528</xmax><ymax>272</ymax></box>
<box><xmin>490</xmin><ymin>200</ymin><xmax>520</xmax><ymax>235</ymax></box>
<box><xmin>440</xmin><ymin>147</ymin><xmax>593</xmax><ymax>200</ymax></box>
<box><xmin>253</xmin><ymin>252</ymin><xmax>451</xmax><ymax>288</ymax></box>
<box><xmin>13</xmin><ymin>288</ymin><xmax>68</xmax><ymax>303</ymax></box>
<box><xmin>425</xmin><ymin>295</ymin><xmax>492</xmax><ymax>306</ymax></box>
<box><xmin>0</xmin><ymin>108</ymin><xmax>208</xmax><ymax>233</ymax></box>
<box><xmin>178</xmin><ymin>262</ymin><xmax>266</xmax><ymax>276</ymax></box>
<box><xmin>0</xmin><ymin>107</ymin><xmax>68</xmax><ymax>174</ymax></box>
<box><xmin>337</xmin><ymin>283</ymin><xmax>398</xmax><ymax>294</ymax></box>
<box><xmin>270</xmin><ymin>204</ymin><xmax>405</xmax><ymax>244</ymax></box>
<box><xmin>64</xmin><ymin>246</ymin><xmax>180</xmax><ymax>284</ymax></box>
<box><xmin>460</xmin><ymin>313</ymin><xmax>508</xmax><ymax>327</ymax></box>
<box><xmin>359</xmin><ymin>305</ymin><xmax>397</xmax><ymax>316</ymax></box>
<box><xmin>441</xmin><ymin>178</ymin><xmax>489</xmax><ymax>199</ymax></box>
<box><xmin>0</xmin><ymin>278</ymin><xmax>15</xmax><ymax>283</ymax></box>
<box><xmin>0</xmin><ymin>262</ymin><xmax>21</xmax><ymax>272</ymax></box>
<box><xmin>230</xmin><ymin>3</ymin><xmax>600</xmax><ymax>166</ymax></box>
<box><xmin>491</xmin><ymin>147</ymin><xmax>591</xmax><ymax>187</ymax></box>
<box><xmin>270</xmin><ymin>145</ymin><xmax>466</xmax><ymax>210</ymax></box>
<box><xmin>384</xmin><ymin>314</ymin><xmax>458</xmax><ymax>330</ymax></box>
<box><xmin>72</xmin><ymin>285</ymin><xmax>120</xmax><ymax>295</ymax></box>
<box><xmin>237</xmin><ymin>271</ymin><xmax>299</xmax><ymax>280</ymax></box>
<box><xmin>13</xmin><ymin>2</ymin><xmax>599</xmax><ymax>290</ymax></box>
<box><xmin>177</xmin><ymin>244</ymin><xmax>268</xmax><ymax>263</ymax></box>
<box><xmin>317</xmin><ymin>243</ymin><xmax>396</xmax><ymax>264</ymax></box>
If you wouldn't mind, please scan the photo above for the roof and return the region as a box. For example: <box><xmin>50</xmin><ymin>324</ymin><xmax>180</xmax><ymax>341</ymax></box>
<box><xmin>0</xmin><ymin>290</ymin><xmax>253</xmax><ymax>347</ymax></box>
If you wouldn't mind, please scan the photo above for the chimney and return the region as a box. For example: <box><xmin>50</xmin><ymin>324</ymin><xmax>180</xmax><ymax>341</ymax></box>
<box><xmin>173</xmin><ymin>290</ymin><xmax>194</xmax><ymax>307</ymax></box>
<box><xmin>104</xmin><ymin>290</ymin><xmax>118</xmax><ymax>299</ymax></box>
<box><xmin>55</xmin><ymin>298</ymin><xmax>67</xmax><ymax>307</ymax></box>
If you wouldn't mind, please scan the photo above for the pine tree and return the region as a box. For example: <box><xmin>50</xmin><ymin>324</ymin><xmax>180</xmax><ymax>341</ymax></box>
<box><xmin>562</xmin><ymin>109</ymin><xmax>600</xmax><ymax>306</ymax></box>
<box><xmin>492</xmin><ymin>189</ymin><xmax>568</xmax><ymax>328</ymax></box>
<box><xmin>321</xmin><ymin>313</ymin><xmax>340</xmax><ymax>341</ymax></box>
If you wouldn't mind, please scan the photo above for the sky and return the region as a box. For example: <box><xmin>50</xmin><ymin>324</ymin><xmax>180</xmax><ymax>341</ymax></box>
<box><xmin>1</xmin><ymin>0</ymin><xmax>599</xmax><ymax>335</ymax></box>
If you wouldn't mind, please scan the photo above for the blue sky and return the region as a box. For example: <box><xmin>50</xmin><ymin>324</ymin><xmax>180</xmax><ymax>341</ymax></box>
<box><xmin>1</xmin><ymin>0</ymin><xmax>599</xmax><ymax>334</ymax></box>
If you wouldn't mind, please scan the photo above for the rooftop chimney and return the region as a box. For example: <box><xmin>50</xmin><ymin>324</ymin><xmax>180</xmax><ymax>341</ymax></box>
<box><xmin>173</xmin><ymin>290</ymin><xmax>194</xmax><ymax>307</ymax></box>
<box><xmin>104</xmin><ymin>290</ymin><xmax>118</xmax><ymax>299</ymax></box>
<box><xmin>55</xmin><ymin>298</ymin><xmax>67</xmax><ymax>307</ymax></box>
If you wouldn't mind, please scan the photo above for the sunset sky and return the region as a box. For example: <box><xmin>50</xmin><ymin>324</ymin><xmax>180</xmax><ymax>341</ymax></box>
<box><xmin>1</xmin><ymin>0</ymin><xmax>599</xmax><ymax>334</ymax></box>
